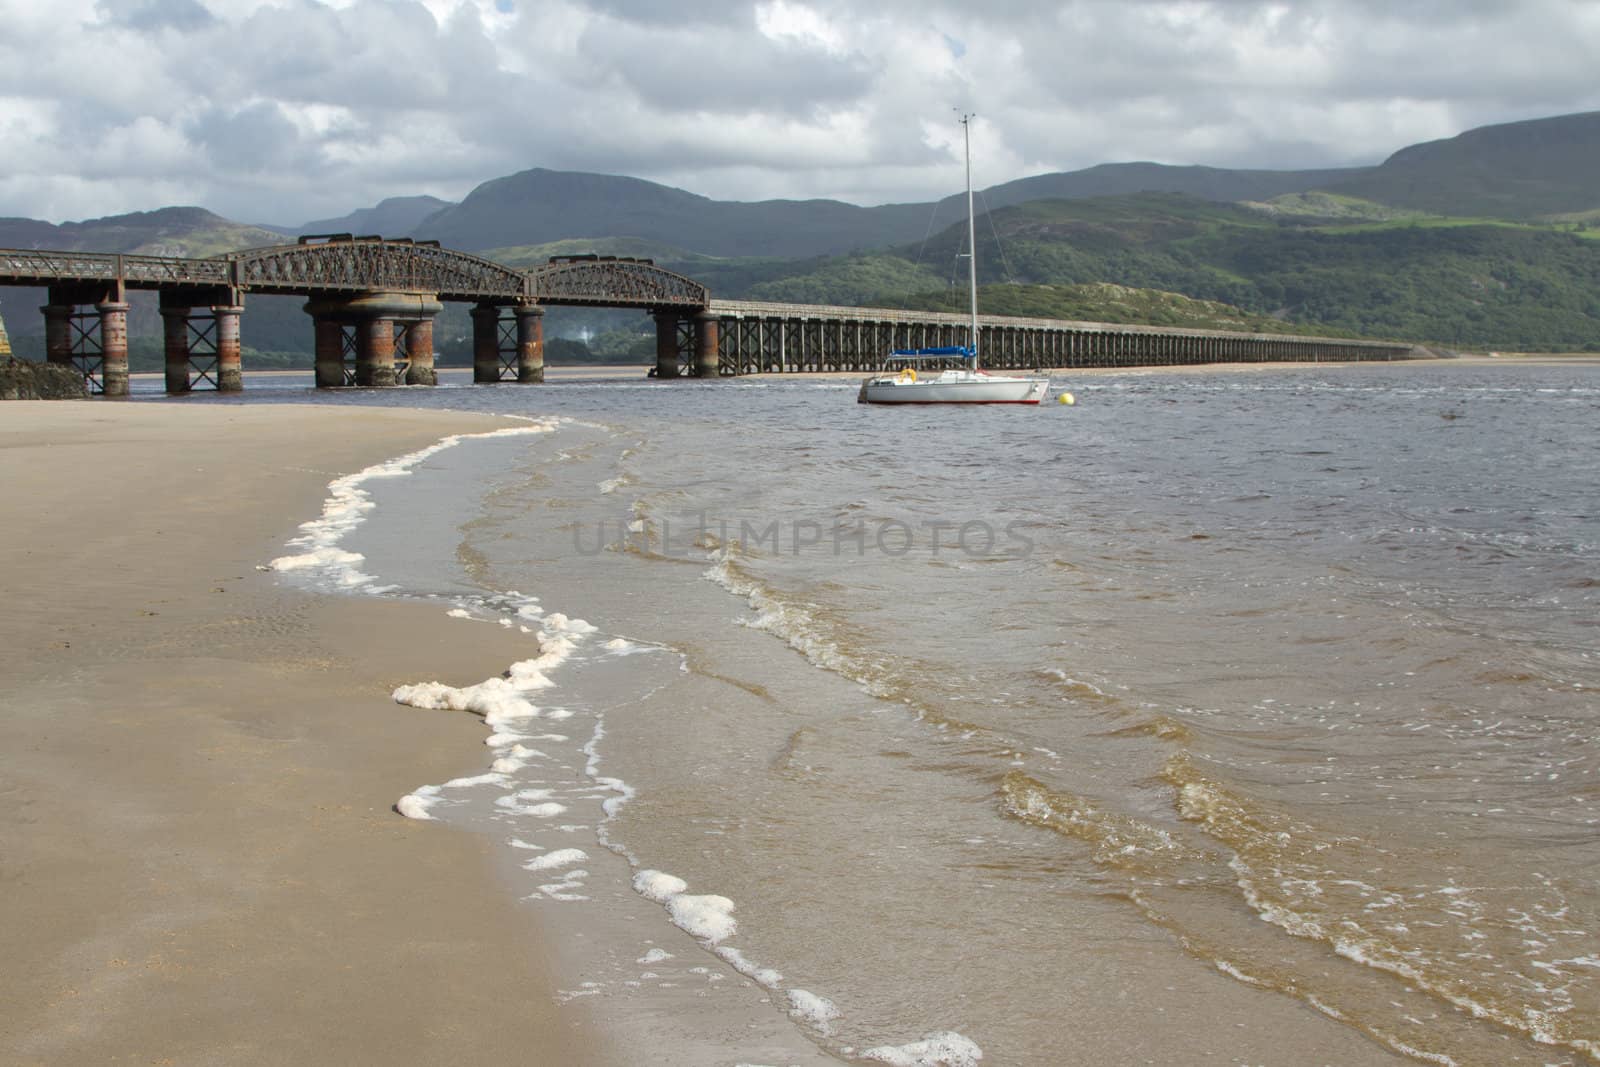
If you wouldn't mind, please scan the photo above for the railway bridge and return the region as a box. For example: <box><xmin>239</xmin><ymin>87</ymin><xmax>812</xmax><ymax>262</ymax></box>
<box><xmin>0</xmin><ymin>236</ymin><xmax>1415</xmax><ymax>395</ymax></box>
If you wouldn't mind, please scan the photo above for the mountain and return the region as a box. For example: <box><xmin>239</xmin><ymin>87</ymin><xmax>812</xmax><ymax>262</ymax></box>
<box><xmin>949</xmin><ymin>162</ymin><xmax>1373</xmax><ymax>216</ymax></box>
<box><xmin>7</xmin><ymin>110</ymin><xmax>1600</xmax><ymax>263</ymax></box>
<box><xmin>1329</xmin><ymin>111</ymin><xmax>1600</xmax><ymax>219</ymax></box>
<box><xmin>402</xmin><ymin>111</ymin><xmax>1600</xmax><ymax>256</ymax></box>
<box><xmin>0</xmin><ymin>206</ymin><xmax>285</xmax><ymax>257</ymax></box>
<box><xmin>294</xmin><ymin>195</ymin><xmax>454</xmax><ymax>238</ymax></box>
<box><xmin>410</xmin><ymin>168</ymin><xmax>930</xmax><ymax>257</ymax></box>
<box><xmin>406</xmin><ymin>163</ymin><xmax>1382</xmax><ymax>257</ymax></box>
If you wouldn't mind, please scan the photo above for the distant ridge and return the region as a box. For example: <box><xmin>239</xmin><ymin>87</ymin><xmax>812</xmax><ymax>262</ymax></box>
<box><xmin>406</xmin><ymin>162</ymin><xmax>1381</xmax><ymax>256</ymax></box>
<box><xmin>0</xmin><ymin>206</ymin><xmax>283</xmax><ymax>256</ymax></box>
<box><xmin>954</xmin><ymin>162</ymin><xmax>1375</xmax><ymax>214</ymax></box>
<box><xmin>409</xmin><ymin>168</ymin><xmax>929</xmax><ymax>257</ymax></box>
<box><xmin>294</xmin><ymin>195</ymin><xmax>454</xmax><ymax>238</ymax></box>
<box><xmin>6</xmin><ymin>110</ymin><xmax>1600</xmax><ymax>261</ymax></box>
<box><xmin>1330</xmin><ymin>110</ymin><xmax>1600</xmax><ymax>218</ymax></box>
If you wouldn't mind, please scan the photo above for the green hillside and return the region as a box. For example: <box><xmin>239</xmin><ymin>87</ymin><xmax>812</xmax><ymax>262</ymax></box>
<box><xmin>736</xmin><ymin>193</ymin><xmax>1600</xmax><ymax>350</ymax></box>
<box><xmin>892</xmin><ymin>282</ymin><xmax>1321</xmax><ymax>335</ymax></box>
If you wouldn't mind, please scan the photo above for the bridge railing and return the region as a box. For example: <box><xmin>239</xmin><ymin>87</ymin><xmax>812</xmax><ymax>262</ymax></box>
<box><xmin>709</xmin><ymin>298</ymin><xmax>1406</xmax><ymax>350</ymax></box>
<box><xmin>0</xmin><ymin>250</ymin><xmax>233</xmax><ymax>288</ymax></box>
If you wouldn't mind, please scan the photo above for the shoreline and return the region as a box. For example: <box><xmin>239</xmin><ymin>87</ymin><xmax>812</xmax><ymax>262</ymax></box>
<box><xmin>0</xmin><ymin>403</ymin><xmax>610</xmax><ymax>1065</ymax></box>
<box><xmin>113</xmin><ymin>351</ymin><xmax>1600</xmax><ymax>392</ymax></box>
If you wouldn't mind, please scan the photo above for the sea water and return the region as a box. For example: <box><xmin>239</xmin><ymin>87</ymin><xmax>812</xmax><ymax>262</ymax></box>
<box><xmin>253</xmin><ymin>361</ymin><xmax>1598</xmax><ymax>1066</ymax></box>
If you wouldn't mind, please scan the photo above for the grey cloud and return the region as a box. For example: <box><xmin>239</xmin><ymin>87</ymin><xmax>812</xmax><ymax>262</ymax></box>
<box><xmin>186</xmin><ymin>100</ymin><xmax>316</xmax><ymax>173</ymax></box>
<box><xmin>4</xmin><ymin>0</ymin><xmax>1600</xmax><ymax>224</ymax></box>
<box><xmin>573</xmin><ymin>19</ymin><xmax>877</xmax><ymax>116</ymax></box>
<box><xmin>95</xmin><ymin>0</ymin><xmax>216</xmax><ymax>32</ymax></box>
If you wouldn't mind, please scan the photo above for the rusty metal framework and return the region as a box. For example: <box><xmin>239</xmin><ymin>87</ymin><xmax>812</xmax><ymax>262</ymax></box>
<box><xmin>0</xmin><ymin>249</ymin><xmax>231</xmax><ymax>289</ymax></box>
<box><xmin>340</xmin><ymin>325</ymin><xmax>359</xmax><ymax>385</ymax></box>
<box><xmin>184</xmin><ymin>312</ymin><xmax>220</xmax><ymax>390</ymax></box>
<box><xmin>674</xmin><ymin>316</ymin><xmax>696</xmax><ymax>375</ymax></box>
<box><xmin>709</xmin><ymin>299</ymin><xmax>1415</xmax><ymax>371</ymax></box>
<box><xmin>531</xmin><ymin>256</ymin><xmax>708</xmax><ymax>310</ymax></box>
<box><xmin>392</xmin><ymin>321</ymin><xmax>415</xmax><ymax>383</ymax></box>
<box><xmin>230</xmin><ymin>238</ymin><xmax>527</xmax><ymax>300</ymax></box>
<box><xmin>487</xmin><ymin>312</ymin><xmax>519</xmax><ymax>380</ymax></box>
<box><xmin>68</xmin><ymin>311</ymin><xmax>104</xmax><ymax>394</ymax></box>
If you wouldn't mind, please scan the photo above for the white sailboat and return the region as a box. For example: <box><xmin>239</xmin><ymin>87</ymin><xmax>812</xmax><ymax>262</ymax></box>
<box><xmin>859</xmin><ymin>114</ymin><xmax>1051</xmax><ymax>406</ymax></box>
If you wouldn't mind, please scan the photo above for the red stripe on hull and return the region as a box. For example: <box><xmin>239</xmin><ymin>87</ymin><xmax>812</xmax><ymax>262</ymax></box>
<box><xmin>862</xmin><ymin>399</ymin><xmax>1043</xmax><ymax>405</ymax></box>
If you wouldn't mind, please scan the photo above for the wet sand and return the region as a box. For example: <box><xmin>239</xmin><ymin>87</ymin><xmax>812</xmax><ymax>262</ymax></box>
<box><xmin>0</xmin><ymin>402</ymin><xmax>607</xmax><ymax>1066</ymax></box>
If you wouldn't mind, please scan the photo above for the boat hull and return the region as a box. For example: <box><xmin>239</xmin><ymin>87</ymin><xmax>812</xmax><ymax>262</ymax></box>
<box><xmin>858</xmin><ymin>375</ymin><xmax>1049</xmax><ymax>405</ymax></box>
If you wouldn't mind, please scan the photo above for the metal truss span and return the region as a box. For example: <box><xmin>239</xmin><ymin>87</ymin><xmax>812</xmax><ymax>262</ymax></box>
<box><xmin>231</xmin><ymin>237</ymin><xmax>528</xmax><ymax>300</ymax></box>
<box><xmin>0</xmin><ymin>249</ymin><xmax>231</xmax><ymax>289</ymax></box>
<box><xmin>528</xmin><ymin>255</ymin><xmax>709</xmax><ymax>310</ymax></box>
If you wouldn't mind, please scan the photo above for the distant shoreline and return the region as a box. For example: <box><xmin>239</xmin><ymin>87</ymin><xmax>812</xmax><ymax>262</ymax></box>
<box><xmin>108</xmin><ymin>352</ymin><xmax>1600</xmax><ymax>391</ymax></box>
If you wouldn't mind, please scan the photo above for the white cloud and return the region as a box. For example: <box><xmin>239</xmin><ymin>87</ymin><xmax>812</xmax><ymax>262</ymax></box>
<box><xmin>0</xmin><ymin>0</ymin><xmax>1597</xmax><ymax>224</ymax></box>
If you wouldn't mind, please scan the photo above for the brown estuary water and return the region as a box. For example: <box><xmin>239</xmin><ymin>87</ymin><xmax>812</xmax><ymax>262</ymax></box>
<box><xmin>238</xmin><ymin>360</ymin><xmax>1597</xmax><ymax>1066</ymax></box>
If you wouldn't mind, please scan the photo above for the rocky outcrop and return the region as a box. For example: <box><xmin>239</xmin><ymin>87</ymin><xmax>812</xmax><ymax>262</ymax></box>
<box><xmin>0</xmin><ymin>358</ymin><xmax>87</xmax><ymax>399</ymax></box>
<box><xmin>0</xmin><ymin>310</ymin><xmax>11</xmax><ymax>357</ymax></box>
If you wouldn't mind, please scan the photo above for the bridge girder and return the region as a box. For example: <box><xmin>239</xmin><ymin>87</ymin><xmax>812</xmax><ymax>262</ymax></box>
<box><xmin>228</xmin><ymin>238</ymin><xmax>527</xmax><ymax>301</ymax></box>
<box><xmin>528</xmin><ymin>257</ymin><xmax>708</xmax><ymax>310</ymax></box>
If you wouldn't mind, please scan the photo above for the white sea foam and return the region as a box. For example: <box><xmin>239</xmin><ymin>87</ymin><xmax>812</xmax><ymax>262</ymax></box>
<box><xmin>523</xmin><ymin>848</ymin><xmax>589</xmax><ymax>871</ymax></box>
<box><xmin>786</xmin><ymin>989</ymin><xmax>840</xmax><ymax>1032</ymax></box>
<box><xmin>442</xmin><ymin>772</ymin><xmax>507</xmax><ymax>789</ymax></box>
<box><xmin>667</xmin><ymin>893</ymin><xmax>737</xmax><ymax>943</ymax></box>
<box><xmin>861</xmin><ymin>1032</ymin><xmax>984</xmax><ymax>1066</ymax></box>
<box><xmin>630</xmin><ymin>870</ymin><xmax>737</xmax><ymax>943</ymax></box>
<box><xmin>633</xmin><ymin>869</ymin><xmax>688</xmax><ymax>903</ymax></box>
<box><xmin>392</xmin><ymin>677</ymin><xmax>540</xmax><ymax>726</ymax></box>
<box><xmin>637</xmin><ymin>948</ymin><xmax>674</xmax><ymax>965</ymax></box>
<box><xmin>484</xmin><ymin>731</ymin><xmax>526</xmax><ymax>748</ymax></box>
<box><xmin>714</xmin><ymin>946</ymin><xmax>783</xmax><ymax>987</ymax></box>
<box><xmin>544</xmin><ymin>612</ymin><xmax>598</xmax><ymax>635</ymax></box>
<box><xmin>395</xmin><ymin>791</ymin><xmax>439</xmax><ymax>820</ymax></box>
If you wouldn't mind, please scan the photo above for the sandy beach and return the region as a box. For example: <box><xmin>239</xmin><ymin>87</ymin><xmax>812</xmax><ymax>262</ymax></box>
<box><xmin>0</xmin><ymin>402</ymin><xmax>607</xmax><ymax>1066</ymax></box>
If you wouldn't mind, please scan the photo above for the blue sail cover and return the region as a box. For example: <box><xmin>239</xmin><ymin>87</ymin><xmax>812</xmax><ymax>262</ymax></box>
<box><xmin>890</xmin><ymin>346</ymin><xmax>975</xmax><ymax>360</ymax></box>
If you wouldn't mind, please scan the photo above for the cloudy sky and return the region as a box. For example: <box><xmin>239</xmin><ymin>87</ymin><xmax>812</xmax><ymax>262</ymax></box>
<box><xmin>2</xmin><ymin>0</ymin><xmax>1597</xmax><ymax>226</ymax></box>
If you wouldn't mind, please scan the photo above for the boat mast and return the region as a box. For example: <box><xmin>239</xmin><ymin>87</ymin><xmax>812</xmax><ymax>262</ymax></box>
<box><xmin>961</xmin><ymin>113</ymin><xmax>980</xmax><ymax>370</ymax></box>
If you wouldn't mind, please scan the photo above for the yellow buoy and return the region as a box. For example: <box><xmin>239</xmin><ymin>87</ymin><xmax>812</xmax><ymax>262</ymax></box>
<box><xmin>1057</xmin><ymin>392</ymin><xmax>1076</xmax><ymax>406</ymax></box>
